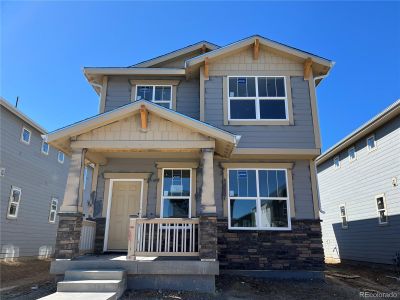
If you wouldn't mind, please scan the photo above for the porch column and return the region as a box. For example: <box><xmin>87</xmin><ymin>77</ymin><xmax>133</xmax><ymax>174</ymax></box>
<box><xmin>54</xmin><ymin>148</ymin><xmax>87</xmax><ymax>259</ymax></box>
<box><xmin>199</xmin><ymin>148</ymin><xmax>218</xmax><ymax>261</ymax></box>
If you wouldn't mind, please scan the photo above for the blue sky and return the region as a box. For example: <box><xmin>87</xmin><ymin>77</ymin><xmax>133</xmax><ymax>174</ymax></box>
<box><xmin>1</xmin><ymin>1</ymin><xmax>399</xmax><ymax>151</ymax></box>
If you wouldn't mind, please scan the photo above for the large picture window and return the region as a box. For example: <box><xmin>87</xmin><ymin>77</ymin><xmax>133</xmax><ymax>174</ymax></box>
<box><xmin>227</xmin><ymin>169</ymin><xmax>291</xmax><ymax>230</ymax></box>
<box><xmin>228</xmin><ymin>76</ymin><xmax>288</xmax><ymax>120</ymax></box>
<box><xmin>161</xmin><ymin>169</ymin><xmax>191</xmax><ymax>218</ymax></box>
<box><xmin>136</xmin><ymin>85</ymin><xmax>172</xmax><ymax>109</ymax></box>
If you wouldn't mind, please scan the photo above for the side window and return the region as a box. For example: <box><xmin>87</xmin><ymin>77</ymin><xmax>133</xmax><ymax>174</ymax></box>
<box><xmin>333</xmin><ymin>156</ymin><xmax>340</xmax><ymax>169</ymax></box>
<box><xmin>228</xmin><ymin>76</ymin><xmax>287</xmax><ymax>120</ymax></box>
<box><xmin>348</xmin><ymin>147</ymin><xmax>356</xmax><ymax>162</ymax></box>
<box><xmin>58</xmin><ymin>151</ymin><xmax>65</xmax><ymax>164</ymax></box>
<box><xmin>375</xmin><ymin>195</ymin><xmax>388</xmax><ymax>224</ymax></box>
<box><xmin>41</xmin><ymin>139</ymin><xmax>49</xmax><ymax>155</ymax></box>
<box><xmin>367</xmin><ymin>135</ymin><xmax>376</xmax><ymax>152</ymax></box>
<box><xmin>21</xmin><ymin>127</ymin><xmax>31</xmax><ymax>144</ymax></box>
<box><xmin>49</xmin><ymin>198</ymin><xmax>58</xmax><ymax>223</ymax></box>
<box><xmin>339</xmin><ymin>204</ymin><xmax>348</xmax><ymax>229</ymax></box>
<box><xmin>7</xmin><ymin>187</ymin><xmax>22</xmax><ymax>219</ymax></box>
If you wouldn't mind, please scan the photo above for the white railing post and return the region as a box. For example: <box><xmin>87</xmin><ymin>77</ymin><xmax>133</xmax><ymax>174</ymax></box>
<box><xmin>127</xmin><ymin>218</ymin><xmax>137</xmax><ymax>260</ymax></box>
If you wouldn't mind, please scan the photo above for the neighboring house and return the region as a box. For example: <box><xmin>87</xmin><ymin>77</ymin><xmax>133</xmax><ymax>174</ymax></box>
<box><xmin>46</xmin><ymin>35</ymin><xmax>334</xmax><ymax>292</ymax></box>
<box><xmin>0</xmin><ymin>97</ymin><xmax>71</xmax><ymax>260</ymax></box>
<box><xmin>317</xmin><ymin>99</ymin><xmax>400</xmax><ymax>265</ymax></box>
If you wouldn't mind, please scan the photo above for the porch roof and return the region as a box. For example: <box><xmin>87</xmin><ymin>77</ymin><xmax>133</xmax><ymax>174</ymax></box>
<box><xmin>45</xmin><ymin>100</ymin><xmax>241</xmax><ymax>157</ymax></box>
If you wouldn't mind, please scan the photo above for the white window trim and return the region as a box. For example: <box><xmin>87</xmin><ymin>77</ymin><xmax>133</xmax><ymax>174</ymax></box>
<box><xmin>227</xmin><ymin>168</ymin><xmax>291</xmax><ymax>231</ymax></box>
<box><xmin>20</xmin><ymin>127</ymin><xmax>31</xmax><ymax>144</ymax></box>
<box><xmin>58</xmin><ymin>151</ymin><xmax>64</xmax><ymax>164</ymax></box>
<box><xmin>348</xmin><ymin>147</ymin><xmax>357</xmax><ymax>162</ymax></box>
<box><xmin>375</xmin><ymin>194</ymin><xmax>388</xmax><ymax>225</ymax></box>
<box><xmin>41</xmin><ymin>139</ymin><xmax>49</xmax><ymax>155</ymax></box>
<box><xmin>160</xmin><ymin>168</ymin><xmax>192</xmax><ymax>218</ymax></box>
<box><xmin>367</xmin><ymin>135</ymin><xmax>377</xmax><ymax>152</ymax></box>
<box><xmin>49</xmin><ymin>198</ymin><xmax>58</xmax><ymax>223</ymax></box>
<box><xmin>227</xmin><ymin>76</ymin><xmax>289</xmax><ymax>122</ymax></box>
<box><xmin>136</xmin><ymin>85</ymin><xmax>173</xmax><ymax>109</ymax></box>
<box><xmin>339</xmin><ymin>204</ymin><xmax>348</xmax><ymax>229</ymax></box>
<box><xmin>7</xmin><ymin>186</ymin><xmax>22</xmax><ymax>219</ymax></box>
<box><xmin>333</xmin><ymin>156</ymin><xmax>341</xmax><ymax>169</ymax></box>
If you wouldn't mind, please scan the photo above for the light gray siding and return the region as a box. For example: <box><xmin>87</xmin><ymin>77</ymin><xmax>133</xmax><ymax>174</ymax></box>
<box><xmin>94</xmin><ymin>158</ymin><xmax>315</xmax><ymax>220</ymax></box>
<box><xmin>204</xmin><ymin>76</ymin><xmax>316</xmax><ymax>149</ymax></box>
<box><xmin>317</xmin><ymin>116</ymin><xmax>400</xmax><ymax>264</ymax></box>
<box><xmin>104</xmin><ymin>76</ymin><xmax>200</xmax><ymax>119</ymax></box>
<box><xmin>0</xmin><ymin>107</ymin><xmax>70</xmax><ymax>258</ymax></box>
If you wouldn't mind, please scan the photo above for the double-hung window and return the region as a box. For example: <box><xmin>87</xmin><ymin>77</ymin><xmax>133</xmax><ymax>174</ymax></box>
<box><xmin>375</xmin><ymin>195</ymin><xmax>388</xmax><ymax>224</ymax></box>
<box><xmin>367</xmin><ymin>135</ymin><xmax>377</xmax><ymax>152</ymax></box>
<box><xmin>333</xmin><ymin>156</ymin><xmax>340</xmax><ymax>169</ymax></box>
<box><xmin>227</xmin><ymin>169</ymin><xmax>291</xmax><ymax>230</ymax></box>
<box><xmin>49</xmin><ymin>198</ymin><xmax>58</xmax><ymax>223</ymax></box>
<box><xmin>161</xmin><ymin>169</ymin><xmax>191</xmax><ymax>218</ymax></box>
<box><xmin>21</xmin><ymin>127</ymin><xmax>31</xmax><ymax>144</ymax></box>
<box><xmin>7</xmin><ymin>186</ymin><xmax>22</xmax><ymax>219</ymax></box>
<box><xmin>348</xmin><ymin>147</ymin><xmax>356</xmax><ymax>162</ymax></box>
<box><xmin>41</xmin><ymin>139</ymin><xmax>49</xmax><ymax>155</ymax></box>
<box><xmin>58</xmin><ymin>151</ymin><xmax>64</xmax><ymax>164</ymax></box>
<box><xmin>136</xmin><ymin>85</ymin><xmax>172</xmax><ymax>109</ymax></box>
<box><xmin>339</xmin><ymin>204</ymin><xmax>348</xmax><ymax>229</ymax></box>
<box><xmin>228</xmin><ymin>76</ymin><xmax>288</xmax><ymax>120</ymax></box>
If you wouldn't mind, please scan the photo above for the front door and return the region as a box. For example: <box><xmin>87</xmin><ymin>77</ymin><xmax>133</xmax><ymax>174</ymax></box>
<box><xmin>108</xmin><ymin>181</ymin><xmax>142</xmax><ymax>251</ymax></box>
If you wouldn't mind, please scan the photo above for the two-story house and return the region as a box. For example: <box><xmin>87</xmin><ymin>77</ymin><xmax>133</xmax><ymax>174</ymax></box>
<box><xmin>0</xmin><ymin>97</ymin><xmax>70</xmax><ymax>260</ymax></box>
<box><xmin>45</xmin><ymin>35</ymin><xmax>334</xmax><ymax>295</ymax></box>
<box><xmin>317</xmin><ymin>99</ymin><xmax>400</xmax><ymax>265</ymax></box>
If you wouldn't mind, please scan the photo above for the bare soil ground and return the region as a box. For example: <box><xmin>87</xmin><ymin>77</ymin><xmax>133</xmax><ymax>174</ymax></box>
<box><xmin>0</xmin><ymin>260</ymin><xmax>399</xmax><ymax>300</ymax></box>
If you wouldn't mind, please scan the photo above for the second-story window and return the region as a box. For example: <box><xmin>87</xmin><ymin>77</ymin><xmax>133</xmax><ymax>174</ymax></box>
<box><xmin>333</xmin><ymin>156</ymin><xmax>340</xmax><ymax>169</ymax></box>
<box><xmin>136</xmin><ymin>85</ymin><xmax>172</xmax><ymax>109</ymax></box>
<box><xmin>348</xmin><ymin>147</ymin><xmax>356</xmax><ymax>162</ymax></box>
<box><xmin>41</xmin><ymin>140</ymin><xmax>49</xmax><ymax>155</ymax></box>
<box><xmin>228</xmin><ymin>76</ymin><xmax>287</xmax><ymax>120</ymax></box>
<box><xmin>58</xmin><ymin>151</ymin><xmax>65</xmax><ymax>164</ymax></box>
<box><xmin>367</xmin><ymin>135</ymin><xmax>377</xmax><ymax>152</ymax></box>
<box><xmin>21</xmin><ymin>127</ymin><xmax>31</xmax><ymax>144</ymax></box>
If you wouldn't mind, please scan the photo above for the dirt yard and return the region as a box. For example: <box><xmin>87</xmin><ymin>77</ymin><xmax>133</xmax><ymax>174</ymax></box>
<box><xmin>1</xmin><ymin>259</ymin><xmax>399</xmax><ymax>299</ymax></box>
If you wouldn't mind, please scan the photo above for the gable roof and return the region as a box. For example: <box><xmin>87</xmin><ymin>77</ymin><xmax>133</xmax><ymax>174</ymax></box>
<box><xmin>46</xmin><ymin>100</ymin><xmax>241</xmax><ymax>156</ymax></box>
<box><xmin>316</xmin><ymin>99</ymin><xmax>400</xmax><ymax>166</ymax></box>
<box><xmin>130</xmin><ymin>41</ymin><xmax>219</xmax><ymax>68</ymax></box>
<box><xmin>0</xmin><ymin>97</ymin><xmax>47</xmax><ymax>134</ymax></box>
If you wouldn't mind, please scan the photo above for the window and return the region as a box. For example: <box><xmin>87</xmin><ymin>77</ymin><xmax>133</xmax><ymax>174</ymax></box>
<box><xmin>41</xmin><ymin>140</ymin><xmax>49</xmax><ymax>155</ymax></box>
<box><xmin>161</xmin><ymin>169</ymin><xmax>191</xmax><ymax>218</ymax></box>
<box><xmin>348</xmin><ymin>147</ymin><xmax>356</xmax><ymax>162</ymax></box>
<box><xmin>7</xmin><ymin>187</ymin><xmax>22</xmax><ymax>218</ymax></box>
<box><xmin>339</xmin><ymin>204</ymin><xmax>348</xmax><ymax>229</ymax></box>
<box><xmin>227</xmin><ymin>169</ymin><xmax>291</xmax><ymax>230</ymax></box>
<box><xmin>136</xmin><ymin>85</ymin><xmax>172</xmax><ymax>109</ymax></box>
<box><xmin>49</xmin><ymin>198</ymin><xmax>58</xmax><ymax>223</ymax></box>
<box><xmin>367</xmin><ymin>135</ymin><xmax>377</xmax><ymax>152</ymax></box>
<box><xmin>58</xmin><ymin>151</ymin><xmax>64</xmax><ymax>164</ymax></box>
<box><xmin>375</xmin><ymin>195</ymin><xmax>388</xmax><ymax>224</ymax></box>
<box><xmin>228</xmin><ymin>76</ymin><xmax>287</xmax><ymax>120</ymax></box>
<box><xmin>333</xmin><ymin>156</ymin><xmax>340</xmax><ymax>169</ymax></box>
<box><xmin>20</xmin><ymin>127</ymin><xmax>31</xmax><ymax>144</ymax></box>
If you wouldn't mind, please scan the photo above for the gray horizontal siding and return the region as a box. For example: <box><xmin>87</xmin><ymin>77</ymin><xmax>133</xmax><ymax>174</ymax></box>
<box><xmin>204</xmin><ymin>76</ymin><xmax>316</xmax><ymax>149</ymax></box>
<box><xmin>104</xmin><ymin>76</ymin><xmax>200</xmax><ymax>120</ymax></box>
<box><xmin>317</xmin><ymin>116</ymin><xmax>400</xmax><ymax>264</ymax></box>
<box><xmin>0</xmin><ymin>107</ymin><xmax>70</xmax><ymax>258</ymax></box>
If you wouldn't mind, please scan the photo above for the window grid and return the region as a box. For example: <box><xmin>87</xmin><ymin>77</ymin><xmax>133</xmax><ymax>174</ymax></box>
<box><xmin>7</xmin><ymin>186</ymin><xmax>22</xmax><ymax>219</ymax></box>
<box><xmin>228</xmin><ymin>76</ymin><xmax>288</xmax><ymax>121</ymax></box>
<box><xmin>227</xmin><ymin>168</ymin><xmax>291</xmax><ymax>231</ymax></box>
<box><xmin>136</xmin><ymin>85</ymin><xmax>172</xmax><ymax>109</ymax></box>
<box><xmin>160</xmin><ymin>168</ymin><xmax>192</xmax><ymax>218</ymax></box>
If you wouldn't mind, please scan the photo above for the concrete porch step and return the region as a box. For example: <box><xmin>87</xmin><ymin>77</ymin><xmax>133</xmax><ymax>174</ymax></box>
<box><xmin>65</xmin><ymin>269</ymin><xmax>126</xmax><ymax>281</ymax></box>
<box><xmin>39</xmin><ymin>292</ymin><xmax>117</xmax><ymax>300</ymax></box>
<box><xmin>57</xmin><ymin>279</ymin><xmax>123</xmax><ymax>293</ymax></box>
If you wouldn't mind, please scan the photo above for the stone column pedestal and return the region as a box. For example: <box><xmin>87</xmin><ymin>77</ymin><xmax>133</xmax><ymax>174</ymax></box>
<box><xmin>199</xmin><ymin>215</ymin><xmax>218</xmax><ymax>261</ymax></box>
<box><xmin>54</xmin><ymin>213</ymin><xmax>83</xmax><ymax>259</ymax></box>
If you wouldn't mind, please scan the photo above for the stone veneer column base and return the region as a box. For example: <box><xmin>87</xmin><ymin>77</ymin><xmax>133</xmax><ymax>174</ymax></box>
<box><xmin>217</xmin><ymin>219</ymin><xmax>325</xmax><ymax>271</ymax></box>
<box><xmin>199</xmin><ymin>216</ymin><xmax>218</xmax><ymax>261</ymax></box>
<box><xmin>54</xmin><ymin>213</ymin><xmax>83</xmax><ymax>259</ymax></box>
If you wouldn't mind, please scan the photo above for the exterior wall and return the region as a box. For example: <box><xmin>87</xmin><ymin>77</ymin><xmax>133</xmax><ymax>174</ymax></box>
<box><xmin>317</xmin><ymin>116</ymin><xmax>400</xmax><ymax>264</ymax></box>
<box><xmin>204</xmin><ymin>76</ymin><xmax>316</xmax><ymax>149</ymax></box>
<box><xmin>0</xmin><ymin>106</ymin><xmax>70</xmax><ymax>258</ymax></box>
<box><xmin>104</xmin><ymin>76</ymin><xmax>200</xmax><ymax>119</ymax></box>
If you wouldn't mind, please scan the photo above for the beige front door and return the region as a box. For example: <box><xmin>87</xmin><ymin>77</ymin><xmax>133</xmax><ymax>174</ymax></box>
<box><xmin>108</xmin><ymin>181</ymin><xmax>142</xmax><ymax>251</ymax></box>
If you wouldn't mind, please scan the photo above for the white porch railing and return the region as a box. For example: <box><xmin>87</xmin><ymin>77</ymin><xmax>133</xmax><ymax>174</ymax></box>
<box><xmin>79</xmin><ymin>219</ymin><xmax>96</xmax><ymax>254</ymax></box>
<box><xmin>128</xmin><ymin>218</ymin><xmax>199</xmax><ymax>259</ymax></box>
